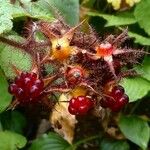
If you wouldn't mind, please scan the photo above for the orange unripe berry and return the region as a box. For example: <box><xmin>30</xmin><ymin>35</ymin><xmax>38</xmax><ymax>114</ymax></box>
<box><xmin>96</xmin><ymin>43</ymin><xmax>113</xmax><ymax>57</ymax></box>
<box><xmin>50</xmin><ymin>38</ymin><xmax>74</xmax><ymax>61</ymax></box>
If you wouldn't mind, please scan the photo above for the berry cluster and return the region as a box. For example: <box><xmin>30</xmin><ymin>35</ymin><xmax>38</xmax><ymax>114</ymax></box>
<box><xmin>68</xmin><ymin>96</ymin><xmax>94</xmax><ymax>115</ymax></box>
<box><xmin>5</xmin><ymin>19</ymin><xmax>145</xmax><ymax>113</ymax></box>
<box><xmin>8</xmin><ymin>72</ymin><xmax>44</xmax><ymax>104</ymax></box>
<box><xmin>100</xmin><ymin>85</ymin><xmax>129</xmax><ymax>112</ymax></box>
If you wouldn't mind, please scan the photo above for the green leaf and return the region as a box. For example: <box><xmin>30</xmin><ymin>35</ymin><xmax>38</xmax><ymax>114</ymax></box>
<box><xmin>28</xmin><ymin>1</ymin><xmax>54</xmax><ymax>21</ymax></box>
<box><xmin>0</xmin><ymin>111</ymin><xmax>26</xmax><ymax>134</ymax></box>
<box><xmin>0</xmin><ymin>0</ymin><xmax>77</xmax><ymax>33</ymax></box>
<box><xmin>0</xmin><ymin>68</ymin><xmax>12</xmax><ymax>113</ymax></box>
<box><xmin>100</xmin><ymin>139</ymin><xmax>130</xmax><ymax>150</ymax></box>
<box><xmin>0</xmin><ymin>0</ymin><xmax>54</xmax><ymax>34</ymax></box>
<box><xmin>0</xmin><ymin>130</ymin><xmax>27</xmax><ymax>150</ymax></box>
<box><xmin>0</xmin><ymin>45</ymin><xmax>32</xmax><ymax>79</ymax></box>
<box><xmin>120</xmin><ymin>77</ymin><xmax>150</xmax><ymax>102</ymax></box>
<box><xmin>128</xmin><ymin>32</ymin><xmax>150</xmax><ymax>46</ymax></box>
<box><xmin>135</xmin><ymin>56</ymin><xmax>150</xmax><ymax>81</ymax></box>
<box><xmin>12</xmin><ymin>0</ymin><xmax>54</xmax><ymax>20</ymax></box>
<box><xmin>44</xmin><ymin>0</ymin><xmax>79</xmax><ymax>26</ymax></box>
<box><xmin>119</xmin><ymin>115</ymin><xmax>150</xmax><ymax>150</ymax></box>
<box><xmin>0</xmin><ymin>43</ymin><xmax>5</xmax><ymax>54</ymax></box>
<box><xmin>0</xmin><ymin>0</ymin><xmax>13</xmax><ymax>34</ymax></box>
<box><xmin>134</xmin><ymin>0</ymin><xmax>150</xmax><ymax>36</ymax></box>
<box><xmin>44</xmin><ymin>64</ymin><xmax>56</xmax><ymax>74</ymax></box>
<box><xmin>29</xmin><ymin>132</ymin><xmax>71</xmax><ymax>150</ymax></box>
<box><xmin>88</xmin><ymin>12</ymin><xmax>136</xmax><ymax>27</ymax></box>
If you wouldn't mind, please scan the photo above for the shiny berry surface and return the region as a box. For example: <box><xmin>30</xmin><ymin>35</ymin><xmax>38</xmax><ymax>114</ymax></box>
<box><xmin>100</xmin><ymin>85</ymin><xmax>129</xmax><ymax>112</ymax></box>
<box><xmin>66</xmin><ymin>67</ymin><xmax>84</xmax><ymax>85</ymax></box>
<box><xmin>68</xmin><ymin>96</ymin><xmax>94</xmax><ymax>115</ymax></box>
<box><xmin>111</xmin><ymin>85</ymin><xmax>124</xmax><ymax>99</ymax></box>
<box><xmin>110</xmin><ymin>94</ymin><xmax>129</xmax><ymax>112</ymax></box>
<box><xmin>8</xmin><ymin>72</ymin><xmax>44</xmax><ymax>104</ymax></box>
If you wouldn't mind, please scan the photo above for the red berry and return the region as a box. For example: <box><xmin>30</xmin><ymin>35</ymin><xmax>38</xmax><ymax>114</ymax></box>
<box><xmin>8</xmin><ymin>72</ymin><xmax>44</xmax><ymax>104</ymax></box>
<box><xmin>34</xmin><ymin>79</ymin><xmax>44</xmax><ymax>89</ymax></box>
<box><xmin>100</xmin><ymin>85</ymin><xmax>129</xmax><ymax>112</ymax></box>
<box><xmin>30</xmin><ymin>85</ymin><xmax>40</xmax><ymax>98</ymax></box>
<box><xmin>30</xmin><ymin>72</ymin><xmax>38</xmax><ymax>80</ymax></box>
<box><xmin>8</xmin><ymin>83</ymin><xmax>18</xmax><ymax>94</ymax></box>
<box><xmin>110</xmin><ymin>94</ymin><xmax>129</xmax><ymax>112</ymax></box>
<box><xmin>15</xmin><ymin>88</ymin><xmax>25</xmax><ymax>98</ymax></box>
<box><xmin>68</xmin><ymin>96</ymin><xmax>94</xmax><ymax>115</ymax></box>
<box><xmin>24</xmin><ymin>77</ymin><xmax>32</xmax><ymax>87</ymax></box>
<box><xmin>68</xmin><ymin>106</ymin><xmax>78</xmax><ymax>115</ymax></box>
<box><xmin>120</xmin><ymin>94</ymin><xmax>129</xmax><ymax>105</ymax></box>
<box><xmin>111</xmin><ymin>85</ymin><xmax>124</xmax><ymax>99</ymax></box>
<box><xmin>66</xmin><ymin>67</ymin><xmax>84</xmax><ymax>85</ymax></box>
<box><xmin>78</xmin><ymin>105</ymin><xmax>89</xmax><ymax>115</ymax></box>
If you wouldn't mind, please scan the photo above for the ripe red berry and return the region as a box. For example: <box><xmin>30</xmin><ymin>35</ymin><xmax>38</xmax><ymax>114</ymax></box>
<box><xmin>100</xmin><ymin>85</ymin><xmax>129</xmax><ymax>112</ymax></box>
<box><xmin>8</xmin><ymin>72</ymin><xmax>44</xmax><ymax>104</ymax></box>
<box><xmin>110</xmin><ymin>94</ymin><xmax>129</xmax><ymax>112</ymax></box>
<box><xmin>68</xmin><ymin>96</ymin><xmax>94</xmax><ymax>115</ymax></box>
<box><xmin>111</xmin><ymin>85</ymin><xmax>124</xmax><ymax>99</ymax></box>
<box><xmin>66</xmin><ymin>66</ymin><xmax>84</xmax><ymax>85</ymax></box>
